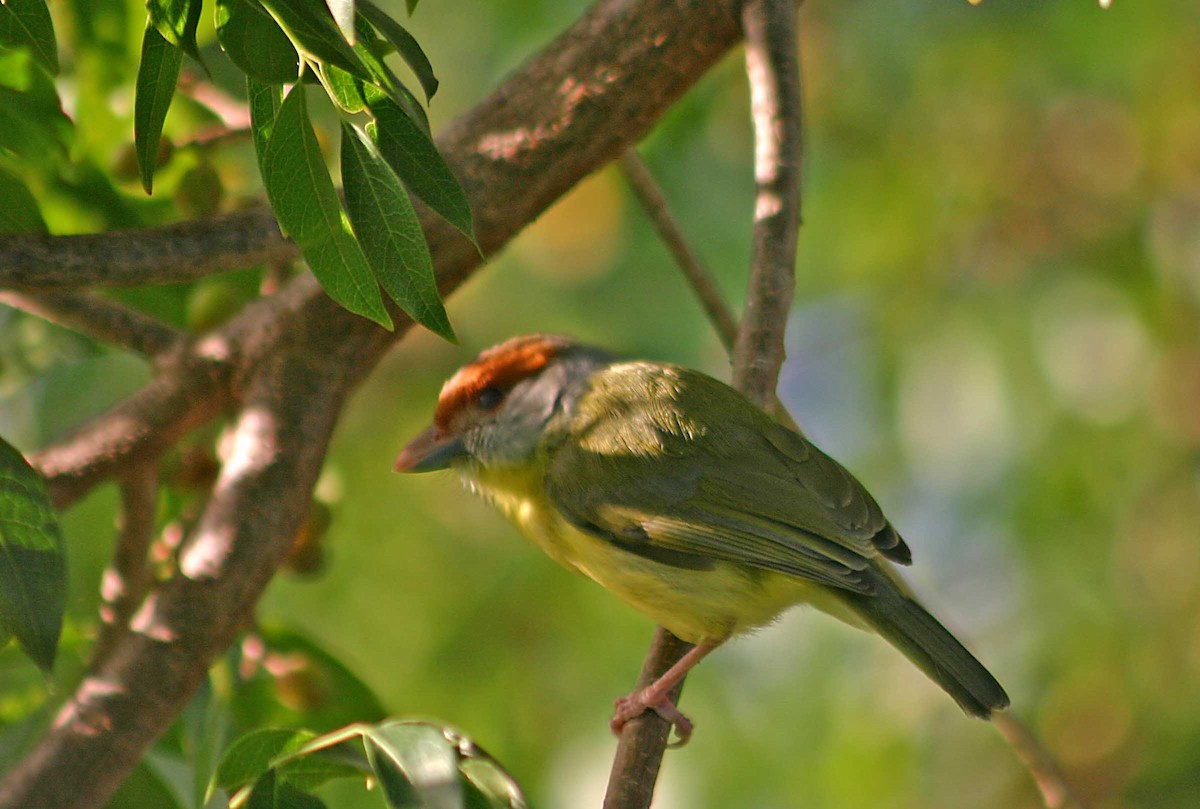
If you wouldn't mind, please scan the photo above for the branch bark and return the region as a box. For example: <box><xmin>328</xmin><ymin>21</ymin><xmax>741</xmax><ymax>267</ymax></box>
<box><xmin>0</xmin><ymin>291</ymin><xmax>185</xmax><ymax>357</ymax></box>
<box><xmin>0</xmin><ymin>208</ymin><xmax>298</xmax><ymax>291</ymax></box>
<box><xmin>0</xmin><ymin>1</ymin><xmax>755</xmax><ymax>807</ymax></box>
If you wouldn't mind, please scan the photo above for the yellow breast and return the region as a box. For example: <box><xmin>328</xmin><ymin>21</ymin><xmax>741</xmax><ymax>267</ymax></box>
<box><xmin>467</xmin><ymin>466</ymin><xmax>820</xmax><ymax>644</ymax></box>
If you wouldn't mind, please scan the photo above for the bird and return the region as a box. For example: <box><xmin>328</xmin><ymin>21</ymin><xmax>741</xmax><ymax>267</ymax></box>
<box><xmin>395</xmin><ymin>334</ymin><xmax>1008</xmax><ymax>742</ymax></box>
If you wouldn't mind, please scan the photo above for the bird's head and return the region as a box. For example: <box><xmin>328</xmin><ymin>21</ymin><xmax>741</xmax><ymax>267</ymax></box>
<box><xmin>394</xmin><ymin>334</ymin><xmax>613</xmax><ymax>475</ymax></box>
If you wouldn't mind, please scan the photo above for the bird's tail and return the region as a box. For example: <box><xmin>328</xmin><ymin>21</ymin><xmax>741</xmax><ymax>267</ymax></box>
<box><xmin>839</xmin><ymin>570</ymin><xmax>1009</xmax><ymax>718</ymax></box>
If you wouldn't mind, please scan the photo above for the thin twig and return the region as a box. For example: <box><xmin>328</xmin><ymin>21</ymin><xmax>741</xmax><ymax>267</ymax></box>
<box><xmin>994</xmin><ymin>713</ymin><xmax>1090</xmax><ymax>809</ymax></box>
<box><xmin>90</xmin><ymin>464</ymin><xmax>159</xmax><ymax>670</ymax></box>
<box><xmin>605</xmin><ymin>3</ymin><xmax>804</xmax><ymax>807</ymax></box>
<box><xmin>618</xmin><ymin>151</ymin><xmax>739</xmax><ymax>350</ymax></box>
<box><xmin>0</xmin><ymin>291</ymin><xmax>186</xmax><ymax>357</ymax></box>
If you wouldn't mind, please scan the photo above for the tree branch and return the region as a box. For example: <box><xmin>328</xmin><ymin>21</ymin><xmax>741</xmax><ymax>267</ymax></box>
<box><xmin>994</xmin><ymin>713</ymin><xmax>1090</xmax><ymax>809</ymax></box>
<box><xmin>0</xmin><ymin>2</ymin><xmax>756</xmax><ymax>807</ymax></box>
<box><xmin>0</xmin><ymin>208</ymin><xmax>298</xmax><ymax>291</ymax></box>
<box><xmin>0</xmin><ymin>291</ymin><xmax>185</xmax><ymax>357</ymax></box>
<box><xmin>90</xmin><ymin>464</ymin><xmax>159</xmax><ymax>670</ymax></box>
<box><xmin>731</xmin><ymin>0</ymin><xmax>803</xmax><ymax>403</ymax></box>
<box><xmin>605</xmin><ymin>2</ymin><xmax>804</xmax><ymax>805</ymax></box>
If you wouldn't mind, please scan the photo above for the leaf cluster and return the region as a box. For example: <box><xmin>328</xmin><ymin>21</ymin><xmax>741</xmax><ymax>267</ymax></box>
<box><xmin>138</xmin><ymin>0</ymin><xmax>472</xmax><ymax>337</ymax></box>
<box><xmin>212</xmin><ymin>720</ymin><xmax>526</xmax><ymax>809</ymax></box>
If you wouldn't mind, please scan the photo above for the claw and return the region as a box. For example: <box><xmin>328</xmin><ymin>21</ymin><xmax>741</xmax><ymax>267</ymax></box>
<box><xmin>610</xmin><ymin>690</ymin><xmax>696</xmax><ymax>746</ymax></box>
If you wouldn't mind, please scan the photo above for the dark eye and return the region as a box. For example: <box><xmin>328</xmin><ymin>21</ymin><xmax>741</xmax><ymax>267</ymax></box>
<box><xmin>476</xmin><ymin>386</ymin><xmax>505</xmax><ymax>410</ymax></box>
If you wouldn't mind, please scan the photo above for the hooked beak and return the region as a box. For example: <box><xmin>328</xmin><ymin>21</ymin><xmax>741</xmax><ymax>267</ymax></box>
<box><xmin>394</xmin><ymin>425</ymin><xmax>469</xmax><ymax>473</ymax></box>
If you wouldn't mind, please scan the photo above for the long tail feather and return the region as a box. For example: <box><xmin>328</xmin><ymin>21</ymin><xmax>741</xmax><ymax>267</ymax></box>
<box><xmin>841</xmin><ymin>571</ymin><xmax>1009</xmax><ymax>718</ymax></box>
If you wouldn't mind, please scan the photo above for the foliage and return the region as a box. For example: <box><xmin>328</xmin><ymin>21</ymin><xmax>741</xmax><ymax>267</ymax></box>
<box><xmin>210</xmin><ymin>720</ymin><xmax>526</xmax><ymax>809</ymax></box>
<box><xmin>0</xmin><ymin>437</ymin><xmax>64</xmax><ymax>671</ymax></box>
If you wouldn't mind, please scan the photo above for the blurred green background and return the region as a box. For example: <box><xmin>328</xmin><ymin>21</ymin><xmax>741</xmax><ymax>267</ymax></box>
<box><xmin>3</xmin><ymin>0</ymin><xmax>1200</xmax><ymax>807</ymax></box>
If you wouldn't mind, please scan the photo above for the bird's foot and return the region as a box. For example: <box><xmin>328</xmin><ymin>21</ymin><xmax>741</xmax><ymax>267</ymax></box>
<box><xmin>610</xmin><ymin>690</ymin><xmax>695</xmax><ymax>747</ymax></box>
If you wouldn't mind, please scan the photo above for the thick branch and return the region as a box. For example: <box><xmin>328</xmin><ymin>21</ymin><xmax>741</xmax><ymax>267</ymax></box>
<box><xmin>0</xmin><ymin>208</ymin><xmax>297</xmax><ymax>291</ymax></box>
<box><xmin>0</xmin><ymin>2</ymin><xmax>755</xmax><ymax>807</ymax></box>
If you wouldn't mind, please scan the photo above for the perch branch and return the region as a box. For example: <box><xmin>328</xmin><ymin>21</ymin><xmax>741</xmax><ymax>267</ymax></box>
<box><xmin>605</xmin><ymin>2</ymin><xmax>804</xmax><ymax>806</ymax></box>
<box><xmin>731</xmin><ymin>0</ymin><xmax>803</xmax><ymax>403</ymax></box>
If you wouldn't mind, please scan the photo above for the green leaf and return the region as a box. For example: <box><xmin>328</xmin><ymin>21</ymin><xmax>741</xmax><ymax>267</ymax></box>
<box><xmin>106</xmin><ymin>759</ymin><xmax>188</xmax><ymax>809</ymax></box>
<box><xmin>351</xmin><ymin>29</ymin><xmax>429</xmax><ymax>134</ymax></box>
<box><xmin>358</xmin><ymin>1</ymin><xmax>437</xmax><ymax>102</ymax></box>
<box><xmin>367</xmin><ymin>98</ymin><xmax>475</xmax><ymax>243</ymax></box>
<box><xmin>324</xmin><ymin>0</ymin><xmax>355</xmax><ymax>45</ymax></box>
<box><xmin>457</xmin><ymin>749</ymin><xmax>526</xmax><ymax>809</ymax></box>
<box><xmin>0</xmin><ymin>168</ymin><xmax>46</xmax><ymax>233</ymax></box>
<box><xmin>0</xmin><ymin>0</ymin><xmax>59</xmax><ymax>75</ymax></box>
<box><xmin>260</xmin><ymin>85</ymin><xmax>391</xmax><ymax>328</ymax></box>
<box><xmin>260</xmin><ymin>0</ymin><xmax>368</xmax><ymax>79</ymax></box>
<box><xmin>147</xmin><ymin>0</ymin><xmax>206</xmax><ymax>71</ymax></box>
<box><xmin>247</xmin><ymin>77</ymin><xmax>284</xmax><ymax>178</ymax></box>
<box><xmin>364</xmin><ymin>722</ymin><xmax>462</xmax><ymax>809</ymax></box>
<box><xmin>211</xmin><ymin>728</ymin><xmax>316</xmax><ymax>796</ymax></box>
<box><xmin>317</xmin><ymin>62</ymin><xmax>365</xmax><ymax>113</ymax></box>
<box><xmin>216</xmin><ymin>0</ymin><xmax>300</xmax><ymax>84</ymax></box>
<box><xmin>341</xmin><ymin>122</ymin><xmax>454</xmax><ymax>341</ymax></box>
<box><xmin>246</xmin><ymin>769</ymin><xmax>328</xmax><ymax>809</ymax></box>
<box><xmin>362</xmin><ymin>737</ymin><xmax>421</xmax><ymax>808</ymax></box>
<box><xmin>0</xmin><ymin>50</ymin><xmax>72</xmax><ymax>167</ymax></box>
<box><xmin>0</xmin><ymin>437</ymin><xmax>66</xmax><ymax>672</ymax></box>
<box><xmin>134</xmin><ymin>24</ymin><xmax>182</xmax><ymax>195</ymax></box>
<box><xmin>405</xmin><ymin>0</ymin><xmax>419</xmax><ymax>15</ymax></box>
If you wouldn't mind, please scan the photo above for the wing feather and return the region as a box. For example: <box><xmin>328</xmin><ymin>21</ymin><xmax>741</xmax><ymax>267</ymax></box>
<box><xmin>545</xmin><ymin>362</ymin><xmax>910</xmax><ymax>595</ymax></box>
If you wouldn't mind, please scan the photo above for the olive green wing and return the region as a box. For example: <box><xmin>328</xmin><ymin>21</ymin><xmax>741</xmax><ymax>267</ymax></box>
<box><xmin>545</xmin><ymin>363</ymin><xmax>909</xmax><ymax>595</ymax></box>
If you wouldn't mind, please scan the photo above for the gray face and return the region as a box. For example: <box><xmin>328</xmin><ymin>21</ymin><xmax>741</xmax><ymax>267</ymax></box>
<box><xmin>461</xmin><ymin>345</ymin><xmax>614</xmax><ymax>470</ymax></box>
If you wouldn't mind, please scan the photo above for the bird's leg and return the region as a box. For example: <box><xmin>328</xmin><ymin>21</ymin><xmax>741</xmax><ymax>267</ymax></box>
<box><xmin>610</xmin><ymin>640</ymin><xmax>720</xmax><ymax>746</ymax></box>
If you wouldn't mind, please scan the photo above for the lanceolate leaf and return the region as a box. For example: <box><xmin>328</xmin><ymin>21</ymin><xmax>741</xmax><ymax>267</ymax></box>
<box><xmin>341</xmin><ymin>122</ymin><xmax>453</xmax><ymax>340</ymax></box>
<box><xmin>134</xmin><ymin>24</ymin><xmax>183</xmax><ymax>194</ymax></box>
<box><xmin>352</xmin><ymin>30</ymin><xmax>429</xmax><ymax>134</ymax></box>
<box><xmin>260</xmin><ymin>0</ymin><xmax>368</xmax><ymax>79</ymax></box>
<box><xmin>0</xmin><ymin>169</ymin><xmax>47</xmax><ymax>233</ymax></box>
<box><xmin>247</xmin><ymin>77</ymin><xmax>284</xmax><ymax>178</ymax></box>
<box><xmin>358</xmin><ymin>0</ymin><xmax>437</xmax><ymax>102</ymax></box>
<box><xmin>364</xmin><ymin>722</ymin><xmax>461</xmax><ymax>809</ymax></box>
<box><xmin>367</xmin><ymin>98</ymin><xmax>475</xmax><ymax>244</ymax></box>
<box><xmin>318</xmin><ymin>63</ymin><xmax>366</xmax><ymax>113</ymax></box>
<box><xmin>0</xmin><ymin>437</ymin><xmax>65</xmax><ymax>672</ymax></box>
<box><xmin>210</xmin><ymin>728</ymin><xmax>316</xmax><ymax>796</ymax></box>
<box><xmin>0</xmin><ymin>0</ymin><xmax>59</xmax><ymax>75</ymax></box>
<box><xmin>260</xmin><ymin>85</ymin><xmax>391</xmax><ymax>328</ymax></box>
<box><xmin>146</xmin><ymin>0</ymin><xmax>206</xmax><ymax>70</ymax></box>
<box><xmin>246</xmin><ymin>769</ymin><xmax>328</xmax><ymax>809</ymax></box>
<box><xmin>215</xmin><ymin>0</ymin><xmax>300</xmax><ymax>84</ymax></box>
